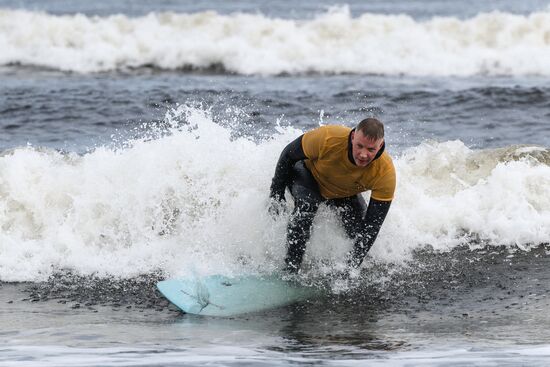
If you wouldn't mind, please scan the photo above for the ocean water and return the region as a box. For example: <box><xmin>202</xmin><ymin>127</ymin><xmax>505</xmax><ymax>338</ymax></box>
<box><xmin>1</xmin><ymin>0</ymin><xmax>550</xmax><ymax>365</ymax></box>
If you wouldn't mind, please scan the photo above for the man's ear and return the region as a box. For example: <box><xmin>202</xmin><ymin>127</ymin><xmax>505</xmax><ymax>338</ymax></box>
<box><xmin>351</xmin><ymin>131</ymin><xmax>355</xmax><ymax>141</ymax></box>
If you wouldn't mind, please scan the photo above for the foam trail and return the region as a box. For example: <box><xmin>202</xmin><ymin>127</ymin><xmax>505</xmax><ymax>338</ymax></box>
<box><xmin>0</xmin><ymin>106</ymin><xmax>549</xmax><ymax>282</ymax></box>
<box><xmin>1</xmin><ymin>7</ymin><xmax>550</xmax><ymax>75</ymax></box>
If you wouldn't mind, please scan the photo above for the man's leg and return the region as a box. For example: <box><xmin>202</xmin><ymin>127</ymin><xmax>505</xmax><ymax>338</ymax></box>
<box><xmin>328</xmin><ymin>195</ymin><xmax>368</xmax><ymax>268</ymax></box>
<box><xmin>285</xmin><ymin>162</ymin><xmax>323</xmax><ymax>272</ymax></box>
<box><xmin>329</xmin><ymin>195</ymin><xmax>367</xmax><ymax>240</ymax></box>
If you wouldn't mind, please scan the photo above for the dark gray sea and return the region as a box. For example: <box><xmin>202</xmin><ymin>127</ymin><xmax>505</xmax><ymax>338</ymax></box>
<box><xmin>1</xmin><ymin>0</ymin><xmax>550</xmax><ymax>365</ymax></box>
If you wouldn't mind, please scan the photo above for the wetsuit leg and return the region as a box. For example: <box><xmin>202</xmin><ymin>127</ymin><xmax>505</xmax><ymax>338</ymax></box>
<box><xmin>327</xmin><ymin>195</ymin><xmax>367</xmax><ymax>242</ymax></box>
<box><xmin>285</xmin><ymin>161</ymin><xmax>324</xmax><ymax>271</ymax></box>
<box><xmin>326</xmin><ymin>195</ymin><xmax>368</xmax><ymax>269</ymax></box>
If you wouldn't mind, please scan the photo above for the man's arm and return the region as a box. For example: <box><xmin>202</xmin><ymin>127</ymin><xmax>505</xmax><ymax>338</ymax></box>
<box><xmin>347</xmin><ymin>199</ymin><xmax>391</xmax><ymax>268</ymax></box>
<box><xmin>269</xmin><ymin>135</ymin><xmax>307</xmax><ymax>201</ymax></box>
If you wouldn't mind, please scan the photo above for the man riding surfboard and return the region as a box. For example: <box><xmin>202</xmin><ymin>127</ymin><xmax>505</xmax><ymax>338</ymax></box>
<box><xmin>269</xmin><ymin>118</ymin><xmax>396</xmax><ymax>273</ymax></box>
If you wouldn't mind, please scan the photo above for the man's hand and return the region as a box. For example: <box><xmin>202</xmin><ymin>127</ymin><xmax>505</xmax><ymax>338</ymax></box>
<box><xmin>268</xmin><ymin>196</ymin><xmax>287</xmax><ymax>218</ymax></box>
<box><xmin>346</xmin><ymin>247</ymin><xmax>366</xmax><ymax>270</ymax></box>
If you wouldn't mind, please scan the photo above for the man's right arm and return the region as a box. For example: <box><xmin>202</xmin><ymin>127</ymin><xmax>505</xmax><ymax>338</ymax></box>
<box><xmin>347</xmin><ymin>199</ymin><xmax>392</xmax><ymax>268</ymax></box>
<box><xmin>269</xmin><ymin>135</ymin><xmax>307</xmax><ymax>201</ymax></box>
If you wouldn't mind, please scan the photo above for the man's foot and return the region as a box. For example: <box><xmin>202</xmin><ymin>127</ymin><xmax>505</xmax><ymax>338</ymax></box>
<box><xmin>282</xmin><ymin>263</ymin><xmax>300</xmax><ymax>274</ymax></box>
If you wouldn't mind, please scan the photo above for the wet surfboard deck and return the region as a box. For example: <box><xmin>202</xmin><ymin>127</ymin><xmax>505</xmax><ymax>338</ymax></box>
<box><xmin>157</xmin><ymin>274</ymin><xmax>319</xmax><ymax>317</ymax></box>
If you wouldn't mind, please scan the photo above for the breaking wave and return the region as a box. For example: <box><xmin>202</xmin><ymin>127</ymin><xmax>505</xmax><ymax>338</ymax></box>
<box><xmin>1</xmin><ymin>7</ymin><xmax>550</xmax><ymax>76</ymax></box>
<box><xmin>0</xmin><ymin>105</ymin><xmax>549</xmax><ymax>282</ymax></box>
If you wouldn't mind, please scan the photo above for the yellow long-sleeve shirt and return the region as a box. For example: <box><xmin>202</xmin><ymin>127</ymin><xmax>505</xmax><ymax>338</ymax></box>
<box><xmin>302</xmin><ymin>125</ymin><xmax>396</xmax><ymax>201</ymax></box>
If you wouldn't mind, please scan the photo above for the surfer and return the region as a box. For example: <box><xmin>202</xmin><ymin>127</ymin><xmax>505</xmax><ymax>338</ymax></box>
<box><xmin>269</xmin><ymin>118</ymin><xmax>396</xmax><ymax>273</ymax></box>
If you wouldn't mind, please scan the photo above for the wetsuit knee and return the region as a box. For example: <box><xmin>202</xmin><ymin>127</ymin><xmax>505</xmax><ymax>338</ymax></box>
<box><xmin>290</xmin><ymin>161</ymin><xmax>322</xmax><ymax>194</ymax></box>
<box><xmin>328</xmin><ymin>195</ymin><xmax>366</xmax><ymax>239</ymax></box>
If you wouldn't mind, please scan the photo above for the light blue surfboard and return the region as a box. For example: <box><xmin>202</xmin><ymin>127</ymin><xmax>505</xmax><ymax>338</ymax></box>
<box><xmin>157</xmin><ymin>274</ymin><xmax>319</xmax><ymax>317</ymax></box>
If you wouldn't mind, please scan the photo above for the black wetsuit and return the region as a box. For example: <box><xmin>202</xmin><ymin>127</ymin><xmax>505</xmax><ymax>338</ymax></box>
<box><xmin>270</xmin><ymin>133</ymin><xmax>392</xmax><ymax>271</ymax></box>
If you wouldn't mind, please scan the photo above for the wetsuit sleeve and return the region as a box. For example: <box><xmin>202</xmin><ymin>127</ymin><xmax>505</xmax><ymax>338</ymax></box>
<box><xmin>348</xmin><ymin>199</ymin><xmax>392</xmax><ymax>268</ymax></box>
<box><xmin>269</xmin><ymin>135</ymin><xmax>307</xmax><ymax>201</ymax></box>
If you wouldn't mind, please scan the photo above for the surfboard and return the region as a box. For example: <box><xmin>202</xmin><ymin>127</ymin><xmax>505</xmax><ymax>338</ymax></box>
<box><xmin>157</xmin><ymin>274</ymin><xmax>319</xmax><ymax>317</ymax></box>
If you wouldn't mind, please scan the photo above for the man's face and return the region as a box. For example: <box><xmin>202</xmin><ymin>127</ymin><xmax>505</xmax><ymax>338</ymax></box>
<box><xmin>351</xmin><ymin>130</ymin><xmax>384</xmax><ymax>167</ymax></box>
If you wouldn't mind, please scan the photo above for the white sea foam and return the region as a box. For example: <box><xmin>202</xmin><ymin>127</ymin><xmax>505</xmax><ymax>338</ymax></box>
<box><xmin>0</xmin><ymin>106</ymin><xmax>549</xmax><ymax>282</ymax></box>
<box><xmin>1</xmin><ymin>7</ymin><xmax>550</xmax><ymax>76</ymax></box>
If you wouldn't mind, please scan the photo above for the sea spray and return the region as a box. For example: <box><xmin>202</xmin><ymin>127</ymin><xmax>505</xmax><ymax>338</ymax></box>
<box><xmin>0</xmin><ymin>105</ymin><xmax>549</xmax><ymax>282</ymax></box>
